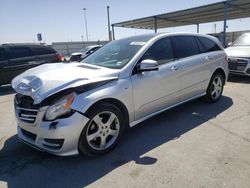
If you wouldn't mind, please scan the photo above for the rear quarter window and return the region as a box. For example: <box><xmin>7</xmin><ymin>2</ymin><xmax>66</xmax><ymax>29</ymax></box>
<box><xmin>172</xmin><ymin>36</ymin><xmax>200</xmax><ymax>59</ymax></box>
<box><xmin>197</xmin><ymin>37</ymin><xmax>222</xmax><ymax>53</ymax></box>
<box><xmin>31</xmin><ymin>46</ymin><xmax>56</xmax><ymax>55</ymax></box>
<box><xmin>8</xmin><ymin>47</ymin><xmax>33</xmax><ymax>59</ymax></box>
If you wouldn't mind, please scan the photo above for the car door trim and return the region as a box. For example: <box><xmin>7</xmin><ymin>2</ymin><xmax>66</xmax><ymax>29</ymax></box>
<box><xmin>130</xmin><ymin>92</ymin><xmax>206</xmax><ymax>127</ymax></box>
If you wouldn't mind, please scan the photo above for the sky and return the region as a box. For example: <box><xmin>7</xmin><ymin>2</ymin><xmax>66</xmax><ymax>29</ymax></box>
<box><xmin>1</xmin><ymin>0</ymin><xmax>250</xmax><ymax>44</ymax></box>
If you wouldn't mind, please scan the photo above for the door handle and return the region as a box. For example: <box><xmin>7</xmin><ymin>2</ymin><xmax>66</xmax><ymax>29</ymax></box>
<box><xmin>170</xmin><ymin>65</ymin><xmax>179</xmax><ymax>72</ymax></box>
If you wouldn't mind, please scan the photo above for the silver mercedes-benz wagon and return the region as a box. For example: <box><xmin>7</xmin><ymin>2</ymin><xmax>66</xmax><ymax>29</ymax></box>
<box><xmin>12</xmin><ymin>33</ymin><xmax>229</xmax><ymax>156</ymax></box>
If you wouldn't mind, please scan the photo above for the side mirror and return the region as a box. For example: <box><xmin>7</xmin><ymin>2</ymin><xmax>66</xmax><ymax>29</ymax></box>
<box><xmin>227</xmin><ymin>42</ymin><xmax>232</xmax><ymax>47</ymax></box>
<box><xmin>137</xmin><ymin>59</ymin><xmax>159</xmax><ymax>72</ymax></box>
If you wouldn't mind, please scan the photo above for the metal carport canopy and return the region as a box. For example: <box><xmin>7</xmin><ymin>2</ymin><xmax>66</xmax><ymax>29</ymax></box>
<box><xmin>113</xmin><ymin>0</ymin><xmax>250</xmax><ymax>30</ymax></box>
<box><xmin>112</xmin><ymin>0</ymin><xmax>250</xmax><ymax>45</ymax></box>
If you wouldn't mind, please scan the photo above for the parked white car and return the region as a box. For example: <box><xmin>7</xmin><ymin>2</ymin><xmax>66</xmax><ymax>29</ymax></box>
<box><xmin>12</xmin><ymin>33</ymin><xmax>228</xmax><ymax>156</ymax></box>
<box><xmin>226</xmin><ymin>33</ymin><xmax>250</xmax><ymax>76</ymax></box>
<box><xmin>69</xmin><ymin>45</ymin><xmax>102</xmax><ymax>62</ymax></box>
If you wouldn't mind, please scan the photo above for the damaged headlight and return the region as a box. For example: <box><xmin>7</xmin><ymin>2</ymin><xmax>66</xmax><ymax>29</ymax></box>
<box><xmin>45</xmin><ymin>93</ymin><xmax>76</xmax><ymax>121</ymax></box>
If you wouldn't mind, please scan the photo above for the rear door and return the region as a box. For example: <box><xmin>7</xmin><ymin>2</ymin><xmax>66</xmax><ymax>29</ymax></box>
<box><xmin>172</xmin><ymin>35</ymin><xmax>209</xmax><ymax>100</ymax></box>
<box><xmin>31</xmin><ymin>46</ymin><xmax>58</xmax><ymax>64</ymax></box>
<box><xmin>0</xmin><ymin>47</ymin><xmax>9</xmax><ymax>85</ymax></box>
<box><xmin>3</xmin><ymin>46</ymin><xmax>35</xmax><ymax>84</ymax></box>
<box><xmin>196</xmin><ymin>36</ymin><xmax>224</xmax><ymax>90</ymax></box>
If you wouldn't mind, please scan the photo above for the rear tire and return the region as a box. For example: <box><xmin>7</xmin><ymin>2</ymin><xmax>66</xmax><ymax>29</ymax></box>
<box><xmin>203</xmin><ymin>72</ymin><xmax>224</xmax><ymax>103</ymax></box>
<box><xmin>78</xmin><ymin>103</ymin><xmax>125</xmax><ymax>157</ymax></box>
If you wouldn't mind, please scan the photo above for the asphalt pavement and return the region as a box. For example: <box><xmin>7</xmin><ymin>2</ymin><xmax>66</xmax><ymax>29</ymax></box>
<box><xmin>0</xmin><ymin>76</ymin><xmax>250</xmax><ymax>188</ymax></box>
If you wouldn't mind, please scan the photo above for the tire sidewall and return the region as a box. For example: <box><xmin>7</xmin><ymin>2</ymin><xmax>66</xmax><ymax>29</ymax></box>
<box><xmin>78</xmin><ymin>103</ymin><xmax>125</xmax><ymax>156</ymax></box>
<box><xmin>206</xmin><ymin>73</ymin><xmax>224</xmax><ymax>102</ymax></box>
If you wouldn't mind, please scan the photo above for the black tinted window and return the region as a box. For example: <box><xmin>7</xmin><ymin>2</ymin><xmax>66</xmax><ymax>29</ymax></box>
<box><xmin>173</xmin><ymin>36</ymin><xmax>200</xmax><ymax>59</ymax></box>
<box><xmin>9</xmin><ymin>47</ymin><xmax>33</xmax><ymax>58</ymax></box>
<box><xmin>0</xmin><ymin>48</ymin><xmax>7</xmax><ymax>61</ymax></box>
<box><xmin>32</xmin><ymin>46</ymin><xmax>56</xmax><ymax>55</ymax></box>
<box><xmin>86</xmin><ymin>47</ymin><xmax>100</xmax><ymax>55</ymax></box>
<box><xmin>198</xmin><ymin>37</ymin><xmax>222</xmax><ymax>52</ymax></box>
<box><xmin>91</xmin><ymin>47</ymin><xmax>99</xmax><ymax>51</ymax></box>
<box><xmin>141</xmin><ymin>38</ymin><xmax>174</xmax><ymax>65</ymax></box>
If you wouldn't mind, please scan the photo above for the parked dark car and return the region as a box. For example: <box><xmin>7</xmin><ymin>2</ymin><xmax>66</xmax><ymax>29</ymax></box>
<box><xmin>69</xmin><ymin>45</ymin><xmax>102</xmax><ymax>62</ymax></box>
<box><xmin>0</xmin><ymin>44</ymin><xmax>62</xmax><ymax>86</ymax></box>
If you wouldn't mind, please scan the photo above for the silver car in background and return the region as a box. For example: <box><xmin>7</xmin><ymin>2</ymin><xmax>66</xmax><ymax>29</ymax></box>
<box><xmin>12</xmin><ymin>33</ymin><xmax>228</xmax><ymax>156</ymax></box>
<box><xmin>226</xmin><ymin>33</ymin><xmax>250</xmax><ymax>76</ymax></box>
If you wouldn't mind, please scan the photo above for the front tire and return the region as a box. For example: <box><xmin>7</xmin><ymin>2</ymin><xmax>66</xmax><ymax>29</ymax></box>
<box><xmin>203</xmin><ymin>72</ymin><xmax>224</xmax><ymax>103</ymax></box>
<box><xmin>78</xmin><ymin>103</ymin><xmax>125</xmax><ymax>156</ymax></box>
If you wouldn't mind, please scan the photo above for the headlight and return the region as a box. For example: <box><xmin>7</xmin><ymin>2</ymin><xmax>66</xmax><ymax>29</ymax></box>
<box><xmin>45</xmin><ymin>93</ymin><xmax>76</xmax><ymax>121</ymax></box>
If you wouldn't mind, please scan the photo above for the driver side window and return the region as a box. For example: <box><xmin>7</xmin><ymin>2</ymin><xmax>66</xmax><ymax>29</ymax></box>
<box><xmin>140</xmin><ymin>37</ymin><xmax>174</xmax><ymax>65</ymax></box>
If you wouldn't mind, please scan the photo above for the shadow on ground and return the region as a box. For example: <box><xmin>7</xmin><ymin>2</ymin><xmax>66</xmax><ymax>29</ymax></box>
<box><xmin>0</xmin><ymin>86</ymin><xmax>15</xmax><ymax>96</ymax></box>
<box><xmin>228</xmin><ymin>75</ymin><xmax>250</xmax><ymax>84</ymax></box>
<box><xmin>0</xmin><ymin>96</ymin><xmax>233</xmax><ymax>188</ymax></box>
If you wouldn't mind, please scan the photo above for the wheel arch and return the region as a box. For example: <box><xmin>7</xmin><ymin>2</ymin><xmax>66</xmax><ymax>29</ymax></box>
<box><xmin>211</xmin><ymin>67</ymin><xmax>227</xmax><ymax>84</ymax></box>
<box><xmin>85</xmin><ymin>98</ymin><xmax>130</xmax><ymax>129</ymax></box>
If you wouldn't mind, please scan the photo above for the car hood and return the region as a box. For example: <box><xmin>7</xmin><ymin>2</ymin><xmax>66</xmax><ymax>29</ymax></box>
<box><xmin>225</xmin><ymin>46</ymin><xmax>250</xmax><ymax>58</ymax></box>
<box><xmin>12</xmin><ymin>63</ymin><xmax>120</xmax><ymax>104</ymax></box>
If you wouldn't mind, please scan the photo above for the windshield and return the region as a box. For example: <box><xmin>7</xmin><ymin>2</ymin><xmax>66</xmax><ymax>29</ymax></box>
<box><xmin>233</xmin><ymin>34</ymin><xmax>250</xmax><ymax>46</ymax></box>
<box><xmin>81</xmin><ymin>35</ymin><xmax>154</xmax><ymax>69</ymax></box>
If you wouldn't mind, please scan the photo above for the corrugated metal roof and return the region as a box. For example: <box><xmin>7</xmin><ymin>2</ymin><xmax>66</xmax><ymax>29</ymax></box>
<box><xmin>113</xmin><ymin>0</ymin><xmax>250</xmax><ymax>30</ymax></box>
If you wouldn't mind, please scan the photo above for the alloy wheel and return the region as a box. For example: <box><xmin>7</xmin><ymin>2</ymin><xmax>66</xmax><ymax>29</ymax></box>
<box><xmin>211</xmin><ymin>76</ymin><xmax>223</xmax><ymax>100</ymax></box>
<box><xmin>86</xmin><ymin>111</ymin><xmax>120</xmax><ymax>150</ymax></box>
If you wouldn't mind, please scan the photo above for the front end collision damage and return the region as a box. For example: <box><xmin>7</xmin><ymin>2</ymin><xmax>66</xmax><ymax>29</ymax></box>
<box><xmin>17</xmin><ymin>111</ymin><xmax>90</xmax><ymax>156</ymax></box>
<box><xmin>13</xmin><ymin>76</ymin><xmax>135</xmax><ymax>156</ymax></box>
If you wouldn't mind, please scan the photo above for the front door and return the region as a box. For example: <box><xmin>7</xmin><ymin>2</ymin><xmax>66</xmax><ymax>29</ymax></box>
<box><xmin>131</xmin><ymin>37</ymin><xmax>182</xmax><ymax>121</ymax></box>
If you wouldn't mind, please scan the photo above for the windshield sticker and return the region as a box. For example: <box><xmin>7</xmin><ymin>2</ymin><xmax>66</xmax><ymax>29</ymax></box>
<box><xmin>130</xmin><ymin>41</ymin><xmax>146</xmax><ymax>46</ymax></box>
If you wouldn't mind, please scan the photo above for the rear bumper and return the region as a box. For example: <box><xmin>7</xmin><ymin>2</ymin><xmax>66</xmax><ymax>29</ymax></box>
<box><xmin>17</xmin><ymin>112</ymin><xmax>89</xmax><ymax>156</ymax></box>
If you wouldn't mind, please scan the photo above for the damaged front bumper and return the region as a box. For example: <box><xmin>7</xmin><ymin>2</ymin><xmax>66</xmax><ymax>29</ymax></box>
<box><xmin>14</xmin><ymin>94</ymin><xmax>89</xmax><ymax>156</ymax></box>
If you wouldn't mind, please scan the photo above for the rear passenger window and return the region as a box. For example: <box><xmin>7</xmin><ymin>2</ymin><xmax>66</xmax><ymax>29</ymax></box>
<box><xmin>173</xmin><ymin>36</ymin><xmax>200</xmax><ymax>59</ymax></box>
<box><xmin>198</xmin><ymin>37</ymin><xmax>222</xmax><ymax>53</ymax></box>
<box><xmin>32</xmin><ymin>47</ymin><xmax>56</xmax><ymax>55</ymax></box>
<box><xmin>0</xmin><ymin>48</ymin><xmax>7</xmax><ymax>61</ymax></box>
<box><xmin>140</xmin><ymin>38</ymin><xmax>174</xmax><ymax>65</ymax></box>
<box><xmin>9</xmin><ymin>47</ymin><xmax>33</xmax><ymax>59</ymax></box>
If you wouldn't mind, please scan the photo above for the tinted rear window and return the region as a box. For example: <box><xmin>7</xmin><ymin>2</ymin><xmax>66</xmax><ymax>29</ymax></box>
<box><xmin>0</xmin><ymin>48</ymin><xmax>7</xmax><ymax>61</ymax></box>
<box><xmin>8</xmin><ymin>47</ymin><xmax>33</xmax><ymax>59</ymax></box>
<box><xmin>173</xmin><ymin>36</ymin><xmax>200</xmax><ymax>59</ymax></box>
<box><xmin>32</xmin><ymin>46</ymin><xmax>56</xmax><ymax>55</ymax></box>
<box><xmin>198</xmin><ymin>37</ymin><xmax>222</xmax><ymax>52</ymax></box>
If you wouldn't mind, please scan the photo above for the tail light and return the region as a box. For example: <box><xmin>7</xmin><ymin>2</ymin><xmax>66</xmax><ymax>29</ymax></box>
<box><xmin>57</xmin><ymin>53</ymin><xmax>62</xmax><ymax>62</ymax></box>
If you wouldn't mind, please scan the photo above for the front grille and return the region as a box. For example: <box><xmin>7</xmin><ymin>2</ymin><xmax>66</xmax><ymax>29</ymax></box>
<box><xmin>228</xmin><ymin>58</ymin><xmax>249</xmax><ymax>71</ymax></box>
<box><xmin>15</xmin><ymin>94</ymin><xmax>39</xmax><ymax>124</ymax></box>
